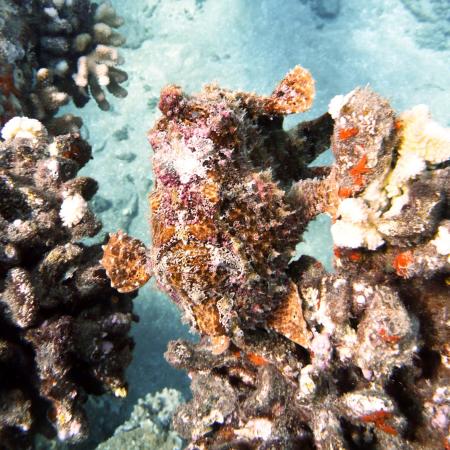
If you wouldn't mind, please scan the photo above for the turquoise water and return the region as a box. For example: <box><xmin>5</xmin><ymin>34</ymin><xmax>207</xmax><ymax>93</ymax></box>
<box><xmin>59</xmin><ymin>0</ymin><xmax>450</xmax><ymax>445</ymax></box>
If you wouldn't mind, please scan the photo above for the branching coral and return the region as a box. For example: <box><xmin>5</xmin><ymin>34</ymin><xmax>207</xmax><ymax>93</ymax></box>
<box><xmin>0</xmin><ymin>0</ymin><xmax>128</xmax><ymax>131</ymax></box>
<box><xmin>101</xmin><ymin>66</ymin><xmax>449</xmax><ymax>449</ymax></box>
<box><xmin>72</xmin><ymin>44</ymin><xmax>128</xmax><ymax>111</ymax></box>
<box><xmin>0</xmin><ymin>118</ymin><xmax>137</xmax><ymax>448</ymax></box>
<box><xmin>36</xmin><ymin>0</ymin><xmax>128</xmax><ymax>111</ymax></box>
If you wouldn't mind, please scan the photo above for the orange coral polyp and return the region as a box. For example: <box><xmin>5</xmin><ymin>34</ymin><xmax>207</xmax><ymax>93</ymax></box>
<box><xmin>349</xmin><ymin>154</ymin><xmax>371</xmax><ymax>187</ymax></box>
<box><xmin>361</xmin><ymin>411</ymin><xmax>393</xmax><ymax>422</ymax></box>
<box><xmin>338</xmin><ymin>186</ymin><xmax>353</xmax><ymax>198</ymax></box>
<box><xmin>349</xmin><ymin>251</ymin><xmax>362</xmax><ymax>262</ymax></box>
<box><xmin>393</xmin><ymin>251</ymin><xmax>414</xmax><ymax>277</ymax></box>
<box><xmin>376</xmin><ymin>422</ymin><xmax>398</xmax><ymax>436</ymax></box>
<box><xmin>378</xmin><ymin>327</ymin><xmax>401</xmax><ymax>344</ymax></box>
<box><xmin>246</xmin><ymin>352</ymin><xmax>268</xmax><ymax>366</ymax></box>
<box><xmin>338</xmin><ymin>126</ymin><xmax>359</xmax><ymax>141</ymax></box>
<box><xmin>361</xmin><ymin>411</ymin><xmax>398</xmax><ymax>436</ymax></box>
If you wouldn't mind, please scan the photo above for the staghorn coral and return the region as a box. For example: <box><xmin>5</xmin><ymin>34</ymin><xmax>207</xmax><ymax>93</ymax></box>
<box><xmin>102</xmin><ymin>66</ymin><xmax>449</xmax><ymax>449</ymax></box>
<box><xmin>0</xmin><ymin>117</ymin><xmax>137</xmax><ymax>448</ymax></box>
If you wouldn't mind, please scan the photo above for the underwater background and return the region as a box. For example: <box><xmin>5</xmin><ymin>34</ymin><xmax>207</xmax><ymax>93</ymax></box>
<box><xmin>51</xmin><ymin>0</ymin><xmax>450</xmax><ymax>446</ymax></box>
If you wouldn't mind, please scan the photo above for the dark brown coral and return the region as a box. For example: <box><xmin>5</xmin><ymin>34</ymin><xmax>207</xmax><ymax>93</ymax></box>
<box><xmin>0</xmin><ymin>0</ymin><xmax>128</xmax><ymax>132</ymax></box>
<box><xmin>0</xmin><ymin>118</ymin><xmax>137</xmax><ymax>448</ymax></box>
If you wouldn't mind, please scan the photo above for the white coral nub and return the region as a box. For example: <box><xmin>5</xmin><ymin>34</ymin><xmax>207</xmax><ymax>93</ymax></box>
<box><xmin>235</xmin><ymin>418</ymin><xmax>273</xmax><ymax>441</ymax></box>
<box><xmin>386</xmin><ymin>153</ymin><xmax>426</xmax><ymax>198</ymax></box>
<box><xmin>328</xmin><ymin>90</ymin><xmax>354</xmax><ymax>120</ymax></box>
<box><xmin>431</xmin><ymin>226</ymin><xmax>450</xmax><ymax>256</ymax></box>
<box><xmin>331</xmin><ymin>198</ymin><xmax>384</xmax><ymax>250</ymax></box>
<box><xmin>60</xmin><ymin>193</ymin><xmax>88</xmax><ymax>228</ymax></box>
<box><xmin>399</xmin><ymin>105</ymin><xmax>450</xmax><ymax>164</ymax></box>
<box><xmin>1</xmin><ymin>117</ymin><xmax>48</xmax><ymax>143</ymax></box>
<box><xmin>73</xmin><ymin>46</ymin><xmax>124</xmax><ymax>90</ymax></box>
<box><xmin>336</xmin><ymin>198</ymin><xmax>369</xmax><ymax>223</ymax></box>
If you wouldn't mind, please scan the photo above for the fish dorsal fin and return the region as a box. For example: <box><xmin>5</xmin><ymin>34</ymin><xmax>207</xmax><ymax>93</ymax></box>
<box><xmin>266</xmin><ymin>65</ymin><xmax>315</xmax><ymax>115</ymax></box>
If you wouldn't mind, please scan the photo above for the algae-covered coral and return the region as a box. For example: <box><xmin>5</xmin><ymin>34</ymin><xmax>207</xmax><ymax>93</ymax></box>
<box><xmin>103</xmin><ymin>65</ymin><xmax>449</xmax><ymax>449</ymax></box>
<box><xmin>0</xmin><ymin>118</ymin><xmax>137</xmax><ymax>448</ymax></box>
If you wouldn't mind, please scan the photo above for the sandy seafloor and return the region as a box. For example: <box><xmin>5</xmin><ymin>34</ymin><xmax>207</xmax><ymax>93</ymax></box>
<box><xmin>56</xmin><ymin>0</ymin><xmax>450</xmax><ymax>446</ymax></box>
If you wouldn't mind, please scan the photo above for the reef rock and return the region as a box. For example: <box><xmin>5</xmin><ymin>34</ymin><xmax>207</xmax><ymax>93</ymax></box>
<box><xmin>102</xmin><ymin>66</ymin><xmax>450</xmax><ymax>449</ymax></box>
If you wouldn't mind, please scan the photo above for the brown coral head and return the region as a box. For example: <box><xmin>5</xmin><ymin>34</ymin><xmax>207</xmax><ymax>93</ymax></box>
<box><xmin>266</xmin><ymin>65</ymin><xmax>315</xmax><ymax>115</ymax></box>
<box><xmin>158</xmin><ymin>85</ymin><xmax>186</xmax><ymax>117</ymax></box>
<box><xmin>52</xmin><ymin>133</ymin><xmax>92</xmax><ymax>167</ymax></box>
<box><xmin>101</xmin><ymin>230</ymin><xmax>151</xmax><ymax>293</ymax></box>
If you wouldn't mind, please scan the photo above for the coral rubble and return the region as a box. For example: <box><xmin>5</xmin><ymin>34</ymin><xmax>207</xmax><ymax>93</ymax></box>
<box><xmin>102</xmin><ymin>65</ymin><xmax>449</xmax><ymax>449</ymax></box>
<box><xmin>0</xmin><ymin>118</ymin><xmax>137</xmax><ymax>448</ymax></box>
<box><xmin>0</xmin><ymin>0</ymin><xmax>128</xmax><ymax>130</ymax></box>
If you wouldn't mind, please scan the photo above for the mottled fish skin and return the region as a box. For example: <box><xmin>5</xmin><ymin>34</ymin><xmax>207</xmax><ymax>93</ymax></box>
<box><xmin>147</xmin><ymin>66</ymin><xmax>315</xmax><ymax>341</ymax></box>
